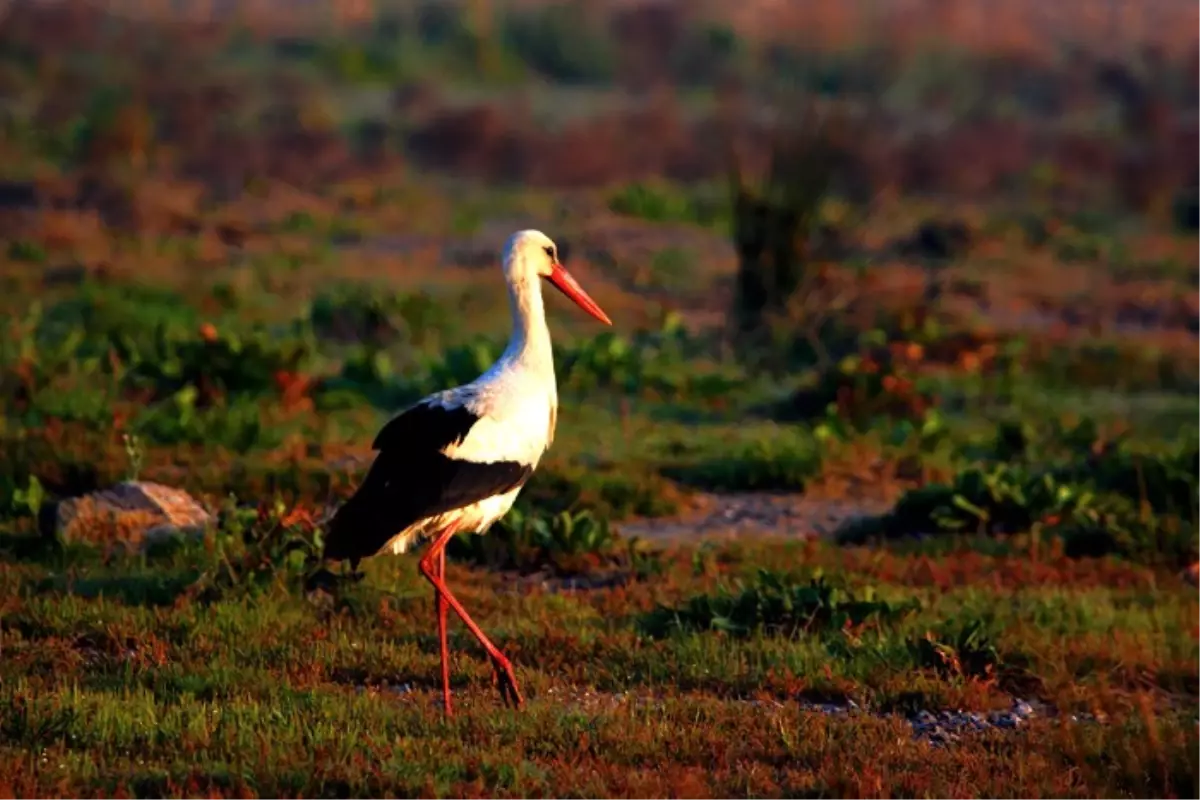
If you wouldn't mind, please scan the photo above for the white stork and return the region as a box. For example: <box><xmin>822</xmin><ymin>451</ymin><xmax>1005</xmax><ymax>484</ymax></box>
<box><xmin>322</xmin><ymin>229</ymin><xmax>611</xmax><ymax>715</ymax></box>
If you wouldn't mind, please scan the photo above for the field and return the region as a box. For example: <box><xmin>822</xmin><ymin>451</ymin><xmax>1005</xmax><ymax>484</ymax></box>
<box><xmin>0</xmin><ymin>1</ymin><xmax>1198</xmax><ymax>797</ymax></box>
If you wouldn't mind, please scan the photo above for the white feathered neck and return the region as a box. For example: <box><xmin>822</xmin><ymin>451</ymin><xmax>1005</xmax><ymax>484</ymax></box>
<box><xmin>501</xmin><ymin>259</ymin><xmax>553</xmax><ymax>375</ymax></box>
<box><xmin>432</xmin><ymin>237</ymin><xmax>559</xmax><ymax>462</ymax></box>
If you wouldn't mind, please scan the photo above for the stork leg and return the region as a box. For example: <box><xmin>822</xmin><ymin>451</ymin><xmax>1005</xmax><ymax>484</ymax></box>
<box><xmin>418</xmin><ymin>525</ymin><xmax>525</xmax><ymax>711</ymax></box>
<box><xmin>434</xmin><ymin>546</ymin><xmax>452</xmax><ymax>716</ymax></box>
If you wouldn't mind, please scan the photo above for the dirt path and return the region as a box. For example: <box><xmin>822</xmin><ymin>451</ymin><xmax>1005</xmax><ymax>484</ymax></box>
<box><xmin>616</xmin><ymin>491</ymin><xmax>893</xmax><ymax>544</ymax></box>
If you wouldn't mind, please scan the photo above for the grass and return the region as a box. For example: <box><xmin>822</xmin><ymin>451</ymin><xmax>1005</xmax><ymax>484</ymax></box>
<box><xmin>0</xmin><ymin>3</ymin><xmax>1197</xmax><ymax>797</ymax></box>
<box><xmin>0</xmin><ymin>537</ymin><xmax>1196</xmax><ymax>797</ymax></box>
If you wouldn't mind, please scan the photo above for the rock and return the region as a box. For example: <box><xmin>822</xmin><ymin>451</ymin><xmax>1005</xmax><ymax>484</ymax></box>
<box><xmin>53</xmin><ymin>482</ymin><xmax>211</xmax><ymax>550</ymax></box>
<box><xmin>990</xmin><ymin>712</ymin><xmax>1021</xmax><ymax>729</ymax></box>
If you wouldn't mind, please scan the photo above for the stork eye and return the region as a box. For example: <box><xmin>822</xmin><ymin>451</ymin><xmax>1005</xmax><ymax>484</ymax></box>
<box><xmin>543</xmin><ymin>245</ymin><xmax>555</xmax><ymax>260</ymax></box>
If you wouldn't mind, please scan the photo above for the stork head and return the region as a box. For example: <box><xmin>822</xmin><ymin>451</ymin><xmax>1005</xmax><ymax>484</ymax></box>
<box><xmin>502</xmin><ymin>229</ymin><xmax>612</xmax><ymax>326</ymax></box>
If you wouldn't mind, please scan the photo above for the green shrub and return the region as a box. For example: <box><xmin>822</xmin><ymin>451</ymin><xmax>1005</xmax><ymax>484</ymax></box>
<box><xmin>315</xmin><ymin>40</ymin><xmax>407</xmax><ymax>85</ymax></box>
<box><xmin>607</xmin><ymin>181</ymin><xmax>726</xmax><ymax>228</ymax></box>
<box><xmin>7</xmin><ymin>239</ymin><xmax>46</xmax><ymax>263</ymax></box>
<box><xmin>189</xmin><ymin>496</ymin><xmax>326</xmax><ymax>602</ymax></box>
<box><xmin>842</xmin><ymin>418</ymin><xmax>1199</xmax><ymax>566</ymax></box>
<box><xmin>310</xmin><ymin>285</ymin><xmax>454</xmax><ymax>345</ymax></box>
<box><xmin>662</xmin><ymin>434</ymin><xmax>820</xmax><ymax>492</ymax></box>
<box><xmin>669</xmin><ymin>23</ymin><xmax>744</xmax><ymax>86</ymax></box>
<box><xmin>39</xmin><ymin>284</ymin><xmax>199</xmax><ymax>357</ymax></box>
<box><xmin>118</xmin><ymin>326</ymin><xmax>313</xmax><ymax>404</ymax></box>
<box><xmin>556</xmin><ymin>321</ymin><xmax>741</xmax><ymax>401</ymax></box>
<box><xmin>501</xmin><ymin>4</ymin><xmax>615</xmax><ymax>84</ymax></box>
<box><xmin>522</xmin><ymin>464</ymin><xmax>680</xmax><ymax>520</ymax></box>
<box><xmin>909</xmin><ymin>616</ymin><xmax>1001</xmax><ymax>681</ymax></box>
<box><xmin>131</xmin><ymin>391</ymin><xmax>284</xmax><ymax>453</ymax></box>
<box><xmin>1053</xmin><ymin>230</ymin><xmax>1104</xmax><ymax>263</ymax></box>
<box><xmin>447</xmin><ymin>507</ymin><xmax>660</xmax><ymax>579</ymax></box>
<box><xmin>641</xmin><ymin>569</ymin><xmax>918</xmax><ymax>638</ymax></box>
<box><xmin>782</xmin><ymin>351</ymin><xmax>938</xmax><ymax>428</ymax></box>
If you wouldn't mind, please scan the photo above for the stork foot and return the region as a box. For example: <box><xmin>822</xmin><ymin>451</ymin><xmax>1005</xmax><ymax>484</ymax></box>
<box><xmin>490</xmin><ymin>654</ymin><xmax>525</xmax><ymax>709</ymax></box>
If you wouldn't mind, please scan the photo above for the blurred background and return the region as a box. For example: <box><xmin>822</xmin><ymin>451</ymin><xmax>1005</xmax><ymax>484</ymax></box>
<box><xmin>0</xmin><ymin>6</ymin><xmax>1198</xmax><ymax>794</ymax></box>
<box><xmin>0</xmin><ymin>0</ymin><xmax>1196</xmax><ymax>562</ymax></box>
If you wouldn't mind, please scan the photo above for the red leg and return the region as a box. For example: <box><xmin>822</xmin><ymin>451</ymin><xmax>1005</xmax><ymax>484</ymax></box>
<box><xmin>434</xmin><ymin>547</ymin><xmax>452</xmax><ymax>716</ymax></box>
<box><xmin>419</xmin><ymin>525</ymin><xmax>525</xmax><ymax>710</ymax></box>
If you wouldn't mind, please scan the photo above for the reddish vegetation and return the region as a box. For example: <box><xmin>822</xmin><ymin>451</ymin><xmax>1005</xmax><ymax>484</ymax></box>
<box><xmin>3</xmin><ymin>3</ymin><xmax>1195</xmax><ymax>225</ymax></box>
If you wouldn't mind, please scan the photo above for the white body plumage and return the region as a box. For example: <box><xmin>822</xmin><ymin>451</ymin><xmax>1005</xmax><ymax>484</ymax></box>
<box><xmin>382</xmin><ymin>375</ymin><xmax>558</xmax><ymax>554</ymax></box>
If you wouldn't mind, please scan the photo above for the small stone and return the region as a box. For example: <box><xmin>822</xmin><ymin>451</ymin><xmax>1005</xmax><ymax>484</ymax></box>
<box><xmin>992</xmin><ymin>712</ymin><xmax>1020</xmax><ymax>729</ymax></box>
<box><xmin>915</xmin><ymin>710</ymin><xmax>937</xmax><ymax>725</ymax></box>
<box><xmin>1012</xmin><ymin>700</ymin><xmax>1035</xmax><ymax>718</ymax></box>
<box><xmin>924</xmin><ymin>729</ymin><xmax>959</xmax><ymax>747</ymax></box>
<box><xmin>54</xmin><ymin>481</ymin><xmax>211</xmax><ymax>550</ymax></box>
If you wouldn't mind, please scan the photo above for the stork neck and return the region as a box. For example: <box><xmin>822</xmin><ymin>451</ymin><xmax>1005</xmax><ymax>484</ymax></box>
<box><xmin>504</xmin><ymin>275</ymin><xmax>553</xmax><ymax>368</ymax></box>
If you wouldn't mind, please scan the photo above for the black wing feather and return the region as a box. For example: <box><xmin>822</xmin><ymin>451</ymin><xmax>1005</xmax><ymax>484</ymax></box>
<box><xmin>324</xmin><ymin>401</ymin><xmax>532</xmax><ymax>562</ymax></box>
<box><xmin>371</xmin><ymin>401</ymin><xmax>477</xmax><ymax>451</ymax></box>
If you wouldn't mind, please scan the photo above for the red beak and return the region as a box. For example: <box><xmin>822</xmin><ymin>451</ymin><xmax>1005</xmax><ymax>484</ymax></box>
<box><xmin>546</xmin><ymin>262</ymin><xmax>612</xmax><ymax>325</ymax></box>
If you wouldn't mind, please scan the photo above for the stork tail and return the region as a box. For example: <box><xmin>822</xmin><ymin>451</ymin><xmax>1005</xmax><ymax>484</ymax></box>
<box><xmin>322</xmin><ymin>465</ymin><xmax>405</xmax><ymax>563</ymax></box>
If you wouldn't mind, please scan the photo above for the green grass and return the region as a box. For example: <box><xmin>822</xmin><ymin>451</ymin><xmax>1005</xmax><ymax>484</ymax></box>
<box><xmin>0</xmin><ymin>172</ymin><xmax>1195</xmax><ymax>791</ymax></box>
<box><xmin>1</xmin><ymin>204</ymin><xmax>1196</xmax><ymax>793</ymax></box>
<box><xmin>0</xmin><ymin>6</ymin><xmax>1197</xmax><ymax>795</ymax></box>
<box><xmin>0</xmin><ymin>536</ymin><xmax>1195</xmax><ymax>797</ymax></box>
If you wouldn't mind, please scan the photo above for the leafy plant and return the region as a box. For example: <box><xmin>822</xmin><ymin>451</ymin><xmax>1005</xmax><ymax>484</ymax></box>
<box><xmin>607</xmin><ymin>181</ymin><xmax>726</xmax><ymax>228</ymax></box>
<box><xmin>783</xmin><ymin>347</ymin><xmax>937</xmax><ymax>428</ymax></box>
<box><xmin>186</xmin><ymin>497</ymin><xmax>325</xmax><ymax>602</ymax></box>
<box><xmin>10</xmin><ymin>475</ymin><xmax>45</xmax><ymax>518</ymax></box>
<box><xmin>309</xmin><ymin>286</ymin><xmax>452</xmax><ymax>346</ymax></box>
<box><xmin>641</xmin><ymin>569</ymin><xmax>918</xmax><ymax>638</ymax></box>
<box><xmin>120</xmin><ymin>433</ymin><xmax>144</xmax><ymax>482</ymax></box>
<box><xmin>130</xmin><ymin>391</ymin><xmax>283</xmax><ymax>453</ymax></box>
<box><xmin>38</xmin><ymin>285</ymin><xmax>199</xmax><ymax>357</ymax></box>
<box><xmin>521</xmin><ymin>463</ymin><xmax>680</xmax><ymax>520</ymax></box>
<box><xmin>909</xmin><ymin>617</ymin><xmax>1001</xmax><ymax>682</ymax></box>
<box><xmin>7</xmin><ymin>239</ymin><xmax>46</xmax><ymax>263</ymax></box>
<box><xmin>662</xmin><ymin>434</ymin><xmax>821</xmax><ymax>492</ymax></box>
<box><xmin>117</xmin><ymin>324</ymin><xmax>314</xmax><ymax>406</ymax></box>
<box><xmin>447</xmin><ymin>506</ymin><xmax>657</xmax><ymax>579</ymax></box>
<box><xmin>501</xmin><ymin>4</ymin><xmax>615</xmax><ymax>84</ymax></box>
<box><xmin>556</xmin><ymin>320</ymin><xmax>740</xmax><ymax>401</ymax></box>
<box><xmin>842</xmin><ymin>418</ymin><xmax>1199</xmax><ymax>566</ymax></box>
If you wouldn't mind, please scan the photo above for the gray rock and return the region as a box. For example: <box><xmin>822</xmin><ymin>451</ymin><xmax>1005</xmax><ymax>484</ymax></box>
<box><xmin>1012</xmin><ymin>700</ymin><xmax>1035</xmax><ymax>718</ymax></box>
<box><xmin>54</xmin><ymin>481</ymin><xmax>211</xmax><ymax>550</ymax></box>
